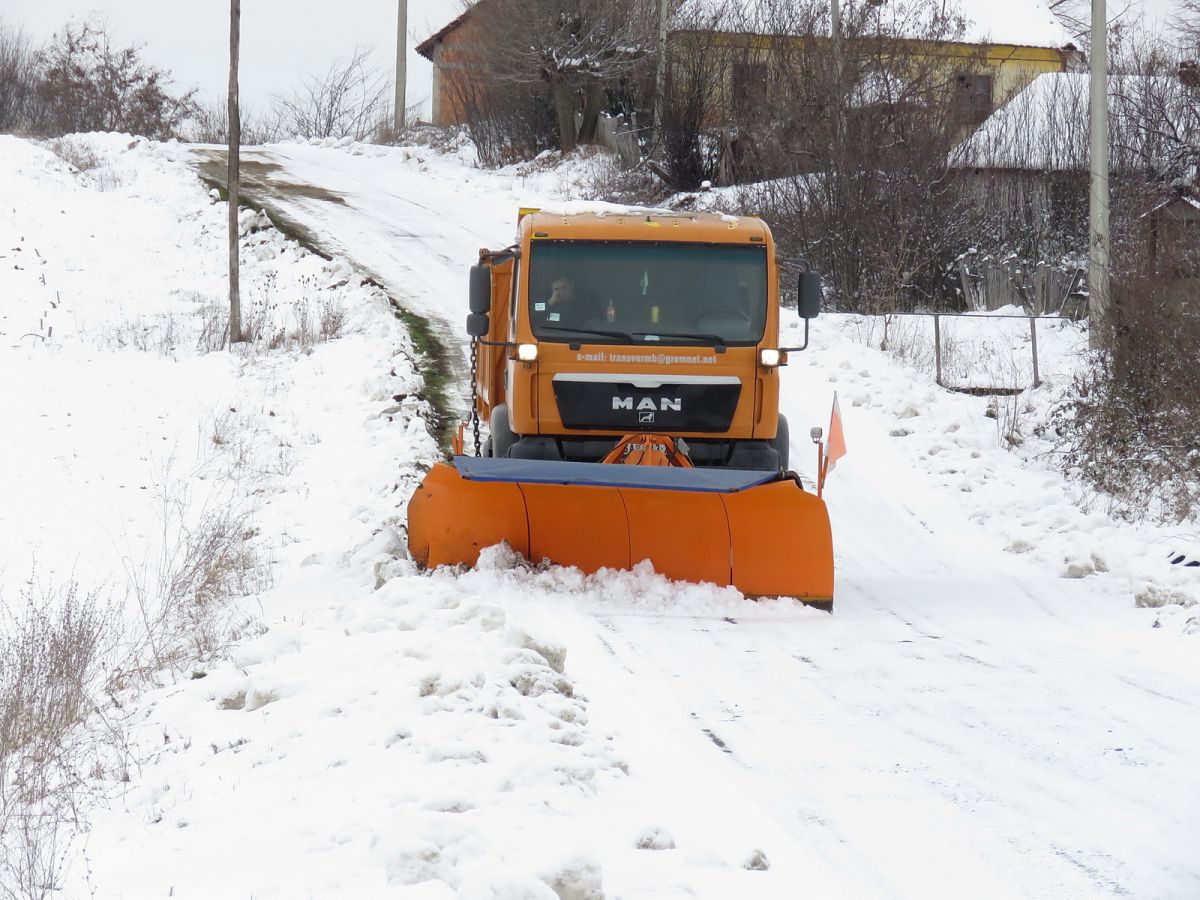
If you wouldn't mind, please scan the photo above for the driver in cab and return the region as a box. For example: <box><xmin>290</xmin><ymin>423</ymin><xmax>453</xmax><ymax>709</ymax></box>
<box><xmin>533</xmin><ymin>276</ymin><xmax>578</xmax><ymax>326</ymax></box>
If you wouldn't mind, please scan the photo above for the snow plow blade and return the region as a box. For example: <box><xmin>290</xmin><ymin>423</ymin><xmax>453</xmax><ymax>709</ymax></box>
<box><xmin>407</xmin><ymin>458</ymin><xmax>834</xmax><ymax>608</ymax></box>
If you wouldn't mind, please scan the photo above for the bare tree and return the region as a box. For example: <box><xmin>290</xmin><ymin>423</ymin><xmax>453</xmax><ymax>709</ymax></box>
<box><xmin>466</xmin><ymin>0</ymin><xmax>658</xmax><ymax>153</ymax></box>
<box><xmin>0</xmin><ymin>18</ymin><xmax>39</xmax><ymax>133</ymax></box>
<box><xmin>273</xmin><ymin>46</ymin><xmax>392</xmax><ymax>141</ymax></box>
<box><xmin>1047</xmin><ymin>0</ymin><xmax>1091</xmax><ymax>40</ymax></box>
<box><xmin>712</xmin><ymin>0</ymin><xmax>990</xmax><ymax>312</ymax></box>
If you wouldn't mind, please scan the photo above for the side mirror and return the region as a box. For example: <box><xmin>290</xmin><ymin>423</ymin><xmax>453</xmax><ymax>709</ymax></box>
<box><xmin>798</xmin><ymin>272</ymin><xmax>822</xmax><ymax>319</ymax></box>
<box><xmin>469</xmin><ymin>265</ymin><xmax>491</xmax><ymax>314</ymax></box>
<box><xmin>466</xmin><ymin>313</ymin><xmax>489</xmax><ymax>338</ymax></box>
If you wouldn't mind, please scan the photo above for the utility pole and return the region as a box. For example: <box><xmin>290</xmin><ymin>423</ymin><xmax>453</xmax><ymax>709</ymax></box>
<box><xmin>831</xmin><ymin>0</ymin><xmax>843</xmax><ymax>145</ymax></box>
<box><xmin>652</xmin><ymin>0</ymin><xmax>670</xmax><ymax>142</ymax></box>
<box><xmin>831</xmin><ymin>0</ymin><xmax>841</xmax><ymax>61</ymax></box>
<box><xmin>395</xmin><ymin>0</ymin><xmax>407</xmax><ymax>132</ymax></box>
<box><xmin>228</xmin><ymin>0</ymin><xmax>242</xmax><ymax>344</ymax></box>
<box><xmin>1089</xmin><ymin>0</ymin><xmax>1110</xmax><ymax>345</ymax></box>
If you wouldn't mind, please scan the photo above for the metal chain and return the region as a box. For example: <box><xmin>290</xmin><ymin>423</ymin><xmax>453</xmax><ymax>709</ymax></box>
<box><xmin>468</xmin><ymin>337</ymin><xmax>481</xmax><ymax>457</ymax></box>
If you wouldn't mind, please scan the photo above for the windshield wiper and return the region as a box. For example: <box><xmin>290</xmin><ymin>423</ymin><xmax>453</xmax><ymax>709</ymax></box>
<box><xmin>540</xmin><ymin>325</ymin><xmax>635</xmax><ymax>344</ymax></box>
<box><xmin>634</xmin><ymin>331</ymin><xmax>727</xmax><ymax>352</ymax></box>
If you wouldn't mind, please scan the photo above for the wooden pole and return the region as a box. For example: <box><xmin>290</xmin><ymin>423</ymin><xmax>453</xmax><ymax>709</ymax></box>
<box><xmin>1089</xmin><ymin>0</ymin><xmax>1110</xmax><ymax>347</ymax></box>
<box><xmin>832</xmin><ymin>0</ymin><xmax>843</xmax><ymax>142</ymax></box>
<box><xmin>652</xmin><ymin>0</ymin><xmax>670</xmax><ymax>143</ymax></box>
<box><xmin>395</xmin><ymin>0</ymin><xmax>407</xmax><ymax>131</ymax></box>
<box><xmin>228</xmin><ymin>0</ymin><xmax>242</xmax><ymax>344</ymax></box>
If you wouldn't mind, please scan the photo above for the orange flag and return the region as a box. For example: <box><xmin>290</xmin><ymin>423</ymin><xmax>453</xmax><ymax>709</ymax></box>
<box><xmin>824</xmin><ymin>392</ymin><xmax>847</xmax><ymax>473</ymax></box>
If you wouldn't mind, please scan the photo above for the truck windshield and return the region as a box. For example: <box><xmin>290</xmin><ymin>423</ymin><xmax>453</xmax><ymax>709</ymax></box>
<box><xmin>528</xmin><ymin>241</ymin><xmax>768</xmax><ymax>346</ymax></box>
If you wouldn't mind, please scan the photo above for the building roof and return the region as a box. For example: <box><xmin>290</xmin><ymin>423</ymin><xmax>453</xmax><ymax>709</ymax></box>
<box><xmin>416</xmin><ymin>5</ymin><xmax>478</xmax><ymax>60</ymax></box>
<box><xmin>676</xmin><ymin>0</ymin><xmax>1074</xmax><ymax>49</ymax></box>
<box><xmin>1144</xmin><ymin>192</ymin><xmax>1200</xmax><ymax>219</ymax></box>
<box><xmin>954</xmin><ymin>72</ymin><xmax>1198</xmax><ymax>172</ymax></box>
<box><xmin>418</xmin><ymin>0</ymin><xmax>1075</xmax><ymax>63</ymax></box>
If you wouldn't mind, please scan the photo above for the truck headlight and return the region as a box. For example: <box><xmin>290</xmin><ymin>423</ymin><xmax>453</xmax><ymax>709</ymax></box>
<box><xmin>517</xmin><ymin>343</ymin><xmax>539</xmax><ymax>362</ymax></box>
<box><xmin>760</xmin><ymin>349</ymin><xmax>781</xmax><ymax>367</ymax></box>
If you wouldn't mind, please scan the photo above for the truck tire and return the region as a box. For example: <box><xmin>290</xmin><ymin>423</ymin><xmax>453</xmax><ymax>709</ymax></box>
<box><xmin>772</xmin><ymin>414</ymin><xmax>790</xmax><ymax>471</ymax></box>
<box><xmin>489</xmin><ymin>404</ymin><xmax>516</xmax><ymax>459</ymax></box>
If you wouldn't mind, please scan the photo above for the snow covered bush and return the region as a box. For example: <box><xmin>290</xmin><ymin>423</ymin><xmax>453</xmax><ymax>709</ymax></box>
<box><xmin>1049</xmin><ymin>271</ymin><xmax>1200</xmax><ymax>524</ymax></box>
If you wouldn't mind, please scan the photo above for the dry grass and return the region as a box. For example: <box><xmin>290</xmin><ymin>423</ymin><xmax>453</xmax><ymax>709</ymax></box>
<box><xmin>45</xmin><ymin>138</ymin><xmax>128</xmax><ymax>192</ymax></box>
<box><xmin>0</xmin><ymin>579</ymin><xmax>117</xmax><ymax>900</ymax></box>
<box><xmin>1</xmin><ymin>483</ymin><xmax>268</xmax><ymax>896</ymax></box>
<box><xmin>96</xmin><ymin>313</ymin><xmax>181</xmax><ymax>356</ymax></box>
<box><xmin>235</xmin><ymin>272</ymin><xmax>347</xmax><ymax>353</ymax></box>
<box><xmin>120</xmin><ymin>467</ymin><xmax>271</xmax><ymax>681</ymax></box>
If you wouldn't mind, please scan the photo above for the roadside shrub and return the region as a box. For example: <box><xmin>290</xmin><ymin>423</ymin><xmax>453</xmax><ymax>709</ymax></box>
<box><xmin>1048</xmin><ymin>271</ymin><xmax>1200</xmax><ymax>523</ymax></box>
<box><xmin>452</xmin><ymin>74</ymin><xmax>558</xmax><ymax>167</ymax></box>
<box><xmin>30</xmin><ymin>20</ymin><xmax>196</xmax><ymax>140</ymax></box>
<box><xmin>186</xmin><ymin>100</ymin><xmax>283</xmax><ymax>146</ymax></box>
<box><xmin>0</xmin><ymin>17</ymin><xmax>195</xmax><ymax>140</ymax></box>
<box><xmin>271</xmin><ymin>45</ymin><xmax>391</xmax><ymax>142</ymax></box>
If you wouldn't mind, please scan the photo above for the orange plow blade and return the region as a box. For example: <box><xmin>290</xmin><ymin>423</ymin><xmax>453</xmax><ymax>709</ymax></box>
<box><xmin>407</xmin><ymin>458</ymin><xmax>834</xmax><ymax>608</ymax></box>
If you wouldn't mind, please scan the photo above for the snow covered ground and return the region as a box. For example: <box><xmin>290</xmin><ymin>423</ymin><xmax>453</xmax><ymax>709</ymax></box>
<box><xmin>3</xmin><ymin>134</ymin><xmax>1199</xmax><ymax>898</ymax></box>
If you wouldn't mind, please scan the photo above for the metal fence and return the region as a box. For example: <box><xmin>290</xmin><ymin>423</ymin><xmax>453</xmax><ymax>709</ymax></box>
<box><xmin>880</xmin><ymin>311</ymin><xmax>1057</xmax><ymax>396</ymax></box>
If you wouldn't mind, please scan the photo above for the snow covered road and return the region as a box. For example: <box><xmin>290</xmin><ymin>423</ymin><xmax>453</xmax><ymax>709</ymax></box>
<box><xmin>172</xmin><ymin>140</ymin><xmax>1200</xmax><ymax>898</ymax></box>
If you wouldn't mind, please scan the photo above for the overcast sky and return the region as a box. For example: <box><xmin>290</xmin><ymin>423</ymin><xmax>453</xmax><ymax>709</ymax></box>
<box><xmin>1</xmin><ymin>0</ymin><xmax>457</xmax><ymax>119</ymax></box>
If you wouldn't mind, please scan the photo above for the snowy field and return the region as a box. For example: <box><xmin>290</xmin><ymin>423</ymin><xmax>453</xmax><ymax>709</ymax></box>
<box><xmin>2</xmin><ymin>134</ymin><xmax>1199</xmax><ymax>898</ymax></box>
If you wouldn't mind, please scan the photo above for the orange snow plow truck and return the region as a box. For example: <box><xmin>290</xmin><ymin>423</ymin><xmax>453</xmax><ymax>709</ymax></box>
<box><xmin>407</xmin><ymin>209</ymin><xmax>835</xmax><ymax>608</ymax></box>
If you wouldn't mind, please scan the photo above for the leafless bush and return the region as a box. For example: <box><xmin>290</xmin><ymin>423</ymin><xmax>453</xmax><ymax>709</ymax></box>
<box><xmin>391</xmin><ymin>122</ymin><xmax>473</xmax><ymax>154</ymax></box>
<box><xmin>44</xmin><ymin>136</ymin><xmax>101</xmax><ymax>172</ymax></box>
<box><xmin>90</xmin><ymin>313</ymin><xmax>180</xmax><ymax>355</ymax></box>
<box><xmin>575</xmin><ymin>151</ymin><xmax>665</xmax><ymax>204</ymax></box>
<box><xmin>1048</xmin><ymin>263</ymin><xmax>1200</xmax><ymax>524</ymax></box>
<box><xmin>0</xmin><ymin>578</ymin><xmax>116</xmax><ymax>900</ymax></box>
<box><xmin>27</xmin><ymin>19</ymin><xmax>196</xmax><ymax>139</ymax></box>
<box><xmin>241</xmin><ymin>271</ymin><xmax>281</xmax><ymax>347</ymax></box>
<box><xmin>43</xmin><ymin>136</ymin><xmax>129</xmax><ymax>194</ymax></box>
<box><xmin>237</xmin><ymin>271</ymin><xmax>349</xmax><ymax>351</ymax></box>
<box><xmin>988</xmin><ymin>391</ymin><xmax>1033</xmax><ymax>449</ymax></box>
<box><xmin>448</xmin><ymin>63</ymin><xmax>558</xmax><ymax>166</ymax></box>
<box><xmin>196</xmin><ymin>303</ymin><xmax>230</xmax><ymax>353</ymax></box>
<box><xmin>122</xmin><ymin>475</ymin><xmax>269</xmax><ymax>678</ymax></box>
<box><xmin>185</xmin><ymin>99</ymin><xmax>283</xmax><ymax>146</ymax></box>
<box><xmin>317</xmin><ymin>294</ymin><xmax>347</xmax><ymax>341</ymax></box>
<box><xmin>272</xmin><ymin>45</ymin><xmax>391</xmax><ymax>142</ymax></box>
<box><xmin>368</xmin><ymin>98</ymin><xmax>427</xmax><ymax>145</ymax></box>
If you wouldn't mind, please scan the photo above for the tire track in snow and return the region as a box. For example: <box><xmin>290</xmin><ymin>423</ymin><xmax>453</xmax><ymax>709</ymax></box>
<box><xmin>184</xmin><ymin>145</ymin><xmax>1200</xmax><ymax>899</ymax></box>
